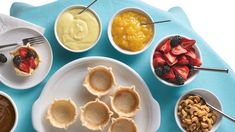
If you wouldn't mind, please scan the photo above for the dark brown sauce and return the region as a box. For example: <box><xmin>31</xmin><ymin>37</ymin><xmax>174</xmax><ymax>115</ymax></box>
<box><xmin>0</xmin><ymin>94</ymin><xmax>16</xmax><ymax>132</ymax></box>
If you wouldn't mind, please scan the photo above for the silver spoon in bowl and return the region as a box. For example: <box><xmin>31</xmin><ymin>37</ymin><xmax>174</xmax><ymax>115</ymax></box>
<box><xmin>78</xmin><ymin>0</ymin><xmax>98</xmax><ymax>15</ymax></box>
<box><xmin>190</xmin><ymin>65</ymin><xmax>229</xmax><ymax>74</ymax></box>
<box><xmin>141</xmin><ymin>20</ymin><xmax>171</xmax><ymax>25</ymax></box>
<box><xmin>191</xmin><ymin>94</ymin><xmax>235</xmax><ymax>122</ymax></box>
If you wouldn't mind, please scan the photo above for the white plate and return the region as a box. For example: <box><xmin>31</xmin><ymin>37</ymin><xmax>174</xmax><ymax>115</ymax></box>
<box><xmin>0</xmin><ymin>27</ymin><xmax>53</xmax><ymax>89</ymax></box>
<box><xmin>32</xmin><ymin>57</ymin><xmax>160</xmax><ymax>132</ymax></box>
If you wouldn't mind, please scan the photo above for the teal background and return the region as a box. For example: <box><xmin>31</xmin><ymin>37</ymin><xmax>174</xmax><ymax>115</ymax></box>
<box><xmin>0</xmin><ymin>0</ymin><xmax>234</xmax><ymax>131</ymax></box>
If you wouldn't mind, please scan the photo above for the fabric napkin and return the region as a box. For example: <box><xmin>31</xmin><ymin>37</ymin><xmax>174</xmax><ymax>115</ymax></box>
<box><xmin>0</xmin><ymin>13</ymin><xmax>44</xmax><ymax>34</ymax></box>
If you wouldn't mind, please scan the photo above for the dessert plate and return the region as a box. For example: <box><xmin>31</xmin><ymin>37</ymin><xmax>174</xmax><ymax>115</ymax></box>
<box><xmin>32</xmin><ymin>57</ymin><xmax>160</xmax><ymax>132</ymax></box>
<box><xmin>0</xmin><ymin>27</ymin><xmax>53</xmax><ymax>89</ymax></box>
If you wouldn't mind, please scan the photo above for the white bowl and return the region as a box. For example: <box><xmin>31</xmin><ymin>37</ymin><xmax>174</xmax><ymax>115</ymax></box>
<box><xmin>174</xmin><ymin>89</ymin><xmax>222</xmax><ymax>132</ymax></box>
<box><xmin>150</xmin><ymin>34</ymin><xmax>202</xmax><ymax>87</ymax></box>
<box><xmin>54</xmin><ymin>5</ymin><xmax>102</xmax><ymax>53</ymax></box>
<box><xmin>0</xmin><ymin>91</ymin><xmax>18</xmax><ymax>132</ymax></box>
<box><xmin>108</xmin><ymin>7</ymin><xmax>155</xmax><ymax>55</ymax></box>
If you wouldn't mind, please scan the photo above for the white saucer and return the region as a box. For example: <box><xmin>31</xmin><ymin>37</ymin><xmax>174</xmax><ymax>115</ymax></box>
<box><xmin>32</xmin><ymin>57</ymin><xmax>160</xmax><ymax>132</ymax></box>
<box><xmin>0</xmin><ymin>27</ymin><xmax>53</xmax><ymax>89</ymax></box>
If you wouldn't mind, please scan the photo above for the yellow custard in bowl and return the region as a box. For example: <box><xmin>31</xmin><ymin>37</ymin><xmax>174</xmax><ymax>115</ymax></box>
<box><xmin>109</xmin><ymin>8</ymin><xmax>154</xmax><ymax>54</ymax></box>
<box><xmin>55</xmin><ymin>6</ymin><xmax>101</xmax><ymax>52</ymax></box>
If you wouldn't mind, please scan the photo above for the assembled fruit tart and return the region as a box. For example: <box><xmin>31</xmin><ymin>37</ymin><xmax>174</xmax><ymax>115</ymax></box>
<box><xmin>11</xmin><ymin>44</ymin><xmax>40</xmax><ymax>76</ymax></box>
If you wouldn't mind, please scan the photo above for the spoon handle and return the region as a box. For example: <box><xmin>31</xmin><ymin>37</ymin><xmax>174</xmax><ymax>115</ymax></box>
<box><xmin>78</xmin><ymin>0</ymin><xmax>98</xmax><ymax>14</ymax></box>
<box><xmin>206</xmin><ymin>102</ymin><xmax>235</xmax><ymax>122</ymax></box>
<box><xmin>193</xmin><ymin>66</ymin><xmax>229</xmax><ymax>73</ymax></box>
<box><xmin>141</xmin><ymin>20</ymin><xmax>171</xmax><ymax>25</ymax></box>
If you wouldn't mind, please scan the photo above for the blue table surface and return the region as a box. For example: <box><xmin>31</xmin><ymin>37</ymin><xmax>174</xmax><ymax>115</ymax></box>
<box><xmin>0</xmin><ymin>0</ymin><xmax>234</xmax><ymax>131</ymax></box>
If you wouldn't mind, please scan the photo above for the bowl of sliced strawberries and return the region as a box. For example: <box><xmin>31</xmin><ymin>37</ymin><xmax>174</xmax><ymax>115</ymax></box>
<box><xmin>151</xmin><ymin>35</ymin><xmax>202</xmax><ymax>87</ymax></box>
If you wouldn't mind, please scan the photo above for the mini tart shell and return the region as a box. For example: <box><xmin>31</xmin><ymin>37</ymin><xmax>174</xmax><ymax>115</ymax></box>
<box><xmin>80</xmin><ymin>98</ymin><xmax>113</xmax><ymax>131</ymax></box>
<box><xmin>10</xmin><ymin>44</ymin><xmax>40</xmax><ymax>76</ymax></box>
<box><xmin>83</xmin><ymin>65</ymin><xmax>116</xmax><ymax>97</ymax></box>
<box><xmin>110</xmin><ymin>86</ymin><xmax>141</xmax><ymax>117</ymax></box>
<box><xmin>46</xmin><ymin>98</ymin><xmax>78</xmax><ymax>129</ymax></box>
<box><xmin>109</xmin><ymin>117</ymin><xmax>137</xmax><ymax>132</ymax></box>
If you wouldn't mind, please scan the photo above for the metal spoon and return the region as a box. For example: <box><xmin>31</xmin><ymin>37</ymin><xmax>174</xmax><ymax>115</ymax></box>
<box><xmin>141</xmin><ymin>20</ymin><xmax>171</xmax><ymax>25</ymax></box>
<box><xmin>78</xmin><ymin>0</ymin><xmax>98</xmax><ymax>14</ymax></box>
<box><xmin>191</xmin><ymin>66</ymin><xmax>229</xmax><ymax>74</ymax></box>
<box><xmin>191</xmin><ymin>94</ymin><xmax>235</xmax><ymax>122</ymax></box>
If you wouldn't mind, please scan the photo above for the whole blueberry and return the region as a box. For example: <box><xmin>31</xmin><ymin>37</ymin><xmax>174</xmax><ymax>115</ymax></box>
<box><xmin>13</xmin><ymin>55</ymin><xmax>22</xmax><ymax>66</ymax></box>
<box><xmin>0</xmin><ymin>53</ymin><xmax>7</xmax><ymax>63</ymax></box>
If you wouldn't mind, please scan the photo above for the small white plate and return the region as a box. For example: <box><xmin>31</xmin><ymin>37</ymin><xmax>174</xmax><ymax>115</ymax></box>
<box><xmin>32</xmin><ymin>57</ymin><xmax>160</xmax><ymax>132</ymax></box>
<box><xmin>0</xmin><ymin>27</ymin><xmax>53</xmax><ymax>89</ymax></box>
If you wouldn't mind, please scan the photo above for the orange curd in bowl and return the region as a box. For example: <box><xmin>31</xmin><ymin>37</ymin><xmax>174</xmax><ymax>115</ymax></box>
<box><xmin>111</xmin><ymin>11</ymin><xmax>153</xmax><ymax>52</ymax></box>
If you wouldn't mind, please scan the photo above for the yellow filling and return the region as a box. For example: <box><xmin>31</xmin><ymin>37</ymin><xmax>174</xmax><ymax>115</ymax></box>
<box><xmin>111</xmin><ymin>11</ymin><xmax>153</xmax><ymax>52</ymax></box>
<box><xmin>56</xmin><ymin>8</ymin><xmax>100</xmax><ymax>50</ymax></box>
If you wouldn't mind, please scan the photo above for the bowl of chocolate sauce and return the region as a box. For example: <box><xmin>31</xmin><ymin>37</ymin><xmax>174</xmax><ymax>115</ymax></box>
<box><xmin>0</xmin><ymin>92</ymin><xmax>18</xmax><ymax>132</ymax></box>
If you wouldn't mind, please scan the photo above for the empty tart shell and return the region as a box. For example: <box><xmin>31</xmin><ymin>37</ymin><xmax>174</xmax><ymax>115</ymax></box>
<box><xmin>83</xmin><ymin>65</ymin><xmax>116</xmax><ymax>97</ymax></box>
<box><xmin>80</xmin><ymin>98</ymin><xmax>113</xmax><ymax>131</ymax></box>
<box><xmin>10</xmin><ymin>43</ymin><xmax>40</xmax><ymax>76</ymax></box>
<box><xmin>109</xmin><ymin>117</ymin><xmax>137</xmax><ymax>132</ymax></box>
<box><xmin>110</xmin><ymin>86</ymin><xmax>140</xmax><ymax>117</ymax></box>
<box><xmin>46</xmin><ymin>98</ymin><xmax>78</xmax><ymax>129</ymax></box>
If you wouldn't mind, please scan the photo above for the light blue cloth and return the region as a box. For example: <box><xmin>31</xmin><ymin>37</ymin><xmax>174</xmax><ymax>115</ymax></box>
<box><xmin>1</xmin><ymin>0</ymin><xmax>234</xmax><ymax>131</ymax></box>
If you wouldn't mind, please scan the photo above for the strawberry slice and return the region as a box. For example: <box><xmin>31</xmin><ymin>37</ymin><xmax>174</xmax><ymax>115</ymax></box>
<box><xmin>164</xmin><ymin>52</ymin><xmax>178</xmax><ymax>66</ymax></box>
<box><xmin>185</xmin><ymin>48</ymin><xmax>197</xmax><ymax>59</ymax></box>
<box><xmin>174</xmin><ymin>66</ymin><xmax>190</xmax><ymax>80</ymax></box>
<box><xmin>153</xmin><ymin>54</ymin><xmax>166</xmax><ymax>67</ymax></box>
<box><xmin>181</xmin><ymin>38</ymin><xmax>196</xmax><ymax>50</ymax></box>
<box><xmin>189</xmin><ymin>58</ymin><xmax>202</xmax><ymax>66</ymax></box>
<box><xmin>19</xmin><ymin>48</ymin><xmax>28</xmax><ymax>58</ymax></box>
<box><xmin>178</xmin><ymin>55</ymin><xmax>189</xmax><ymax>65</ymax></box>
<box><xmin>158</xmin><ymin>39</ymin><xmax>171</xmax><ymax>53</ymax></box>
<box><xmin>171</xmin><ymin>45</ymin><xmax>187</xmax><ymax>55</ymax></box>
<box><xmin>153</xmin><ymin>51</ymin><xmax>161</xmax><ymax>58</ymax></box>
<box><xmin>162</xmin><ymin>68</ymin><xmax>175</xmax><ymax>80</ymax></box>
<box><xmin>18</xmin><ymin>62</ymin><xmax>30</xmax><ymax>73</ymax></box>
<box><xmin>29</xmin><ymin>57</ymin><xmax>37</xmax><ymax>69</ymax></box>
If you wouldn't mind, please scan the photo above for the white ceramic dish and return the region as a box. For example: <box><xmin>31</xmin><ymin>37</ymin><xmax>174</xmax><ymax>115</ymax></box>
<box><xmin>174</xmin><ymin>89</ymin><xmax>222</xmax><ymax>132</ymax></box>
<box><xmin>0</xmin><ymin>91</ymin><xmax>18</xmax><ymax>132</ymax></box>
<box><xmin>0</xmin><ymin>27</ymin><xmax>53</xmax><ymax>89</ymax></box>
<box><xmin>108</xmin><ymin>7</ymin><xmax>155</xmax><ymax>55</ymax></box>
<box><xmin>54</xmin><ymin>5</ymin><xmax>102</xmax><ymax>53</ymax></box>
<box><xmin>150</xmin><ymin>34</ymin><xmax>202</xmax><ymax>87</ymax></box>
<box><xmin>32</xmin><ymin>57</ymin><xmax>160</xmax><ymax>132</ymax></box>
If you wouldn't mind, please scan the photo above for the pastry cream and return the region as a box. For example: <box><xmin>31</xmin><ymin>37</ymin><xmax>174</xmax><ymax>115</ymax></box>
<box><xmin>56</xmin><ymin>8</ymin><xmax>100</xmax><ymax>51</ymax></box>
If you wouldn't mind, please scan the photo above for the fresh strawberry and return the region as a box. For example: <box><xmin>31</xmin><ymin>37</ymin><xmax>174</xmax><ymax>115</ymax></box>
<box><xmin>18</xmin><ymin>62</ymin><xmax>30</xmax><ymax>73</ymax></box>
<box><xmin>178</xmin><ymin>55</ymin><xmax>189</xmax><ymax>65</ymax></box>
<box><xmin>171</xmin><ymin>45</ymin><xmax>187</xmax><ymax>55</ymax></box>
<box><xmin>153</xmin><ymin>51</ymin><xmax>161</xmax><ymax>58</ymax></box>
<box><xmin>158</xmin><ymin>39</ymin><xmax>171</xmax><ymax>53</ymax></box>
<box><xmin>21</xmin><ymin>59</ymin><xmax>30</xmax><ymax>66</ymax></box>
<box><xmin>174</xmin><ymin>66</ymin><xmax>190</xmax><ymax>80</ymax></box>
<box><xmin>189</xmin><ymin>58</ymin><xmax>202</xmax><ymax>66</ymax></box>
<box><xmin>19</xmin><ymin>48</ymin><xmax>28</xmax><ymax>58</ymax></box>
<box><xmin>162</xmin><ymin>68</ymin><xmax>175</xmax><ymax>80</ymax></box>
<box><xmin>168</xmin><ymin>78</ymin><xmax>176</xmax><ymax>83</ymax></box>
<box><xmin>29</xmin><ymin>57</ymin><xmax>37</xmax><ymax>69</ymax></box>
<box><xmin>153</xmin><ymin>56</ymin><xmax>166</xmax><ymax>67</ymax></box>
<box><xmin>164</xmin><ymin>52</ymin><xmax>178</xmax><ymax>66</ymax></box>
<box><xmin>185</xmin><ymin>48</ymin><xmax>197</xmax><ymax>59</ymax></box>
<box><xmin>181</xmin><ymin>38</ymin><xmax>196</xmax><ymax>50</ymax></box>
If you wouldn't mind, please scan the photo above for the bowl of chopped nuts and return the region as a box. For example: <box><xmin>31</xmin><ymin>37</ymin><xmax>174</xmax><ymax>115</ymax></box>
<box><xmin>175</xmin><ymin>89</ymin><xmax>222</xmax><ymax>132</ymax></box>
